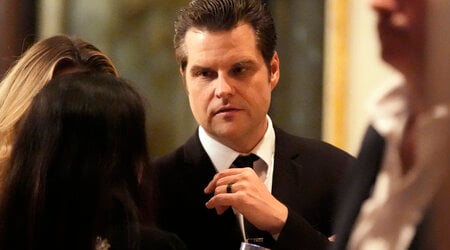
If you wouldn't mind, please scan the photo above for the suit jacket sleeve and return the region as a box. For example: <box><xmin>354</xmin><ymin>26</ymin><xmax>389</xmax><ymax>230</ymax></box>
<box><xmin>271</xmin><ymin>127</ymin><xmax>355</xmax><ymax>250</ymax></box>
<box><xmin>275</xmin><ymin>207</ymin><xmax>332</xmax><ymax>250</ymax></box>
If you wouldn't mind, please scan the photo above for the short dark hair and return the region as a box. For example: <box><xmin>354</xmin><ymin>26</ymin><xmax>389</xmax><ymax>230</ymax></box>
<box><xmin>174</xmin><ymin>0</ymin><xmax>277</xmax><ymax>71</ymax></box>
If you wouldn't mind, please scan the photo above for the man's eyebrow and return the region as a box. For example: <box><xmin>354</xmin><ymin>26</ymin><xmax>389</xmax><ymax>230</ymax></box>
<box><xmin>232</xmin><ymin>59</ymin><xmax>257</xmax><ymax>67</ymax></box>
<box><xmin>189</xmin><ymin>65</ymin><xmax>211</xmax><ymax>73</ymax></box>
<box><xmin>188</xmin><ymin>59</ymin><xmax>256</xmax><ymax>74</ymax></box>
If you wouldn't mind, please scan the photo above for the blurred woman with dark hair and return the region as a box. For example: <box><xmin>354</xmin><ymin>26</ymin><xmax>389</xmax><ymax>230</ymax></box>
<box><xmin>0</xmin><ymin>72</ymin><xmax>186</xmax><ymax>250</ymax></box>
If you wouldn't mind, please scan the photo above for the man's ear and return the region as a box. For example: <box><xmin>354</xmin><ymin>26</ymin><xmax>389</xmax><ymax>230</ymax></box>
<box><xmin>180</xmin><ymin>67</ymin><xmax>188</xmax><ymax>93</ymax></box>
<box><xmin>179</xmin><ymin>66</ymin><xmax>184</xmax><ymax>76</ymax></box>
<box><xmin>269</xmin><ymin>52</ymin><xmax>280</xmax><ymax>90</ymax></box>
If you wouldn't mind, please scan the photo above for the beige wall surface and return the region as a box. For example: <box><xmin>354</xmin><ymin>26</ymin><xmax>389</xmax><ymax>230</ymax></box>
<box><xmin>346</xmin><ymin>0</ymin><xmax>398</xmax><ymax>155</ymax></box>
<box><xmin>323</xmin><ymin>0</ymin><xmax>398</xmax><ymax>156</ymax></box>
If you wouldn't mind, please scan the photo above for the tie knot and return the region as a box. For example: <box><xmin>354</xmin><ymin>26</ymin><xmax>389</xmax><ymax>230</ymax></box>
<box><xmin>232</xmin><ymin>154</ymin><xmax>259</xmax><ymax>168</ymax></box>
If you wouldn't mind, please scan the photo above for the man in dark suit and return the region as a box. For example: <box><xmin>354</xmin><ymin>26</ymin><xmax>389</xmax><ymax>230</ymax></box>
<box><xmin>153</xmin><ymin>0</ymin><xmax>354</xmax><ymax>249</ymax></box>
<box><xmin>332</xmin><ymin>0</ymin><xmax>450</xmax><ymax>249</ymax></box>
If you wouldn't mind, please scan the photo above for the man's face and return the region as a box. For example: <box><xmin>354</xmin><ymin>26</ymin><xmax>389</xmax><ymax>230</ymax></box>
<box><xmin>371</xmin><ymin>0</ymin><xmax>426</xmax><ymax>76</ymax></box>
<box><xmin>181</xmin><ymin>23</ymin><xmax>279</xmax><ymax>152</ymax></box>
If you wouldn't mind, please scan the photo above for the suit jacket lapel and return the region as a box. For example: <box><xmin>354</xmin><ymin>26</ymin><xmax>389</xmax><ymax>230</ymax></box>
<box><xmin>183</xmin><ymin>128</ymin><xmax>244</xmax><ymax>242</ymax></box>
<box><xmin>271</xmin><ymin>127</ymin><xmax>303</xmax><ymax>204</ymax></box>
<box><xmin>183</xmin><ymin>129</ymin><xmax>218</xmax><ymax>185</ymax></box>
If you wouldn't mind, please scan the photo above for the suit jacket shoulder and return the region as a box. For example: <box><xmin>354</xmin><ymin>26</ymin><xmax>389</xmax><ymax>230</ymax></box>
<box><xmin>271</xmin><ymin>127</ymin><xmax>355</xmax><ymax>250</ymax></box>
<box><xmin>153</xmin><ymin>127</ymin><xmax>355</xmax><ymax>250</ymax></box>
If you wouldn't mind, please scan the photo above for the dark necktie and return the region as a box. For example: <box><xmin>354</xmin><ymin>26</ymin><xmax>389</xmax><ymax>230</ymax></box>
<box><xmin>232</xmin><ymin>154</ymin><xmax>275</xmax><ymax>249</ymax></box>
<box><xmin>232</xmin><ymin>154</ymin><xmax>259</xmax><ymax>168</ymax></box>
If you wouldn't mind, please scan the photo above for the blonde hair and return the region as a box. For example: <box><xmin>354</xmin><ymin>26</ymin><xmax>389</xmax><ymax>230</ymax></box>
<box><xmin>0</xmin><ymin>35</ymin><xmax>118</xmax><ymax>172</ymax></box>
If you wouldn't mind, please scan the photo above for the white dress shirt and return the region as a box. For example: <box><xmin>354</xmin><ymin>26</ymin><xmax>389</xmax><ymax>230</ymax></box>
<box><xmin>349</xmin><ymin>79</ymin><xmax>450</xmax><ymax>250</ymax></box>
<box><xmin>198</xmin><ymin>115</ymin><xmax>276</xmax><ymax>240</ymax></box>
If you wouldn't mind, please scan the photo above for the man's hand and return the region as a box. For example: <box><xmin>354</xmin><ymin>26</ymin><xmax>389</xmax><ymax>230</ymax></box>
<box><xmin>204</xmin><ymin>167</ymin><xmax>288</xmax><ymax>234</ymax></box>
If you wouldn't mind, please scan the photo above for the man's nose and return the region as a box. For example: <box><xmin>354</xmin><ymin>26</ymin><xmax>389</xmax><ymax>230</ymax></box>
<box><xmin>215</xmin><ymin>74</ymin><xmax>234</xmax><ymax>98</ymax></box>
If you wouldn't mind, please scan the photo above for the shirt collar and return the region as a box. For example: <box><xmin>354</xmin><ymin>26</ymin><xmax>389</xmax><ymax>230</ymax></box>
<box><xmin>370</xmin><ymin>78</ymin><xmax>450</xmax><ymax>138</ymax></box>
<box><xmin>199</xmin><ymin>115</ymin><xmax>275</xmax><ymax>172</ymax></box>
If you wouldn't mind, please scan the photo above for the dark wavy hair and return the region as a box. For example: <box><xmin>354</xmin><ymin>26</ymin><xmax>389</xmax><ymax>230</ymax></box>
<box><xmin>0</xmin><ymin>72</ymin><xmax>153</xmax><ymax>250</ymax></box>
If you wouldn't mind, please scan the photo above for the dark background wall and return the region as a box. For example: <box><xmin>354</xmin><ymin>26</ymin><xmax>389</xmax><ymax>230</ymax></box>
<box><xmin>0</xmin><ymin>0</ymin><xmax>37</xmax><ymax>77</ymax></box>
<box><xmin>0</xmin><ymin>0</ymin><xmax>324</xmax><ymax>157</ymax></box>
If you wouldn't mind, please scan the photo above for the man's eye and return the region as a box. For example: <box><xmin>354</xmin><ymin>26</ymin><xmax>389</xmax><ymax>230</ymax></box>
<box><xmin>194</xmin><ymin>70</ymin><xmax>215</xmax><ymax>78</ymax></box>
<box><xmin>232</xmin><ymin>67</ymin><xmax>245</xmax><ymax>74</ymax></box>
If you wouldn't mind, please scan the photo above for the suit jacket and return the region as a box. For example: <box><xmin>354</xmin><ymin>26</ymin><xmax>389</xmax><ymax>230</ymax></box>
<box><xmin>332</xmin><ymin>126</ymin><xmax>434</xmax><ymax>250</ymax></box>
<box><xmin>153</xmin><ymin>126</ymin><xmax>354</xmax><ymax>250</ymax></box>
<box><xmin>139</xmin><ymin>226</ymin><xmax>188</xmax><ymax>250</ymax></box>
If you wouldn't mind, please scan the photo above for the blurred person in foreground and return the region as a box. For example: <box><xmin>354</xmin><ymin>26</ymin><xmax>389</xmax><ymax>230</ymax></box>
<box><xmin>0</xmin><ymin>72</ymin><xmax>187</xmax><ymax>250</ymax></box>
<box><xmin>153</xmin><ymin>0</ymin><xmax>355</xmax><ymax>249</ymax></box>
<box><xmin>0</xmin><ymin>35</ymin><xmax>118</xmax><ymax>185</ymax></box>
<box><xmin>332</xmin><ymin>0</ymin><xmax>450</xmax><ymax>249</ymax></box>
